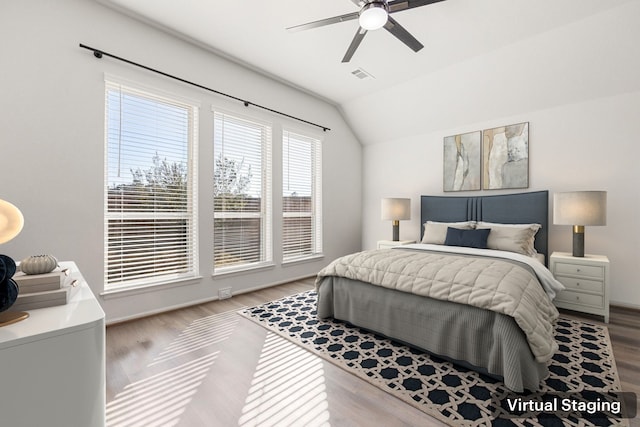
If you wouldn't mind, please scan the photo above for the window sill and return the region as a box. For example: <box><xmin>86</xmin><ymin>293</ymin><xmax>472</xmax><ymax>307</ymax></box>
<box><xmin>282</xmin><ymin>254</ymin><xmax>325</xmax><ymax>267</ymax></box>
<box><xmin>100</xmin><ymin>275</ymin><xmax>203</xmax><ymax>300</ymax></box>
<box><xmin>212</xmin><ymin>262</ymin><xmax>275</xmax><ymax>278</ymax></box>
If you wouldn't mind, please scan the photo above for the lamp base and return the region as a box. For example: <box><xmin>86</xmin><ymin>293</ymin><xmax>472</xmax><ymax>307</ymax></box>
<box><xmin>572</xmin><ymin>225</ymin><xmax>585</xmax><ymax>257</ymax></box>
<box><xmin>392</xmin><ymin>220</ymin><xmax>399</xmax><ymax>241</ymax></box>
<box><xmin>0</xmin><ymin>311</ymin><xmax>29</xmax><ymax>327</ymax></box>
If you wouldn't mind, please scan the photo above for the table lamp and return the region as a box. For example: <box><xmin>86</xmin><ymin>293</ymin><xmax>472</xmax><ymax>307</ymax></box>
<box><xmin>381</xmin><ymin>198</ymin><xmax>410</xmax><ymax>241</ymax></box>
<box><xmin>553</xmin><ymin>191</ymin><xmax>607</xmax><ymax>257</ymax></box>
<box><xmin>0</xmin><ymin>199</ymin><xmax>27</xmax><ymax>326</ymax></box>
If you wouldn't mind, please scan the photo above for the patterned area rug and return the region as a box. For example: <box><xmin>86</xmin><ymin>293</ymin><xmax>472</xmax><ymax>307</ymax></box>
<box><xmin>240</xmin><ymin>291</ymin><xmax>630</xmax><ymax>427</ymax></box>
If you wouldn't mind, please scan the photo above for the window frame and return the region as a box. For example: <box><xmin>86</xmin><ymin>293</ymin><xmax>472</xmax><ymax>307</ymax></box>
<box><xmin>212</xmin><ymin>109</ymin><xmax>273</xmax><ymax>275</ymax></box>
<box><xmin>103</xmin><ymin>77</ymin><xmax>199</xmax><ymax>293</ymax></box>
<box><xmin>281</xmin><ymin>129</ymin><xmax>323</xmax><ymax>263</ymax></box>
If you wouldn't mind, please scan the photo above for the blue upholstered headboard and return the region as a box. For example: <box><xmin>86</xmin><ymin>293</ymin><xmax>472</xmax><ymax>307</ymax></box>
<box><xmin>420</xmin><ymin>191</ymin><xmax>549</xmax><ymax>264</ymax></box>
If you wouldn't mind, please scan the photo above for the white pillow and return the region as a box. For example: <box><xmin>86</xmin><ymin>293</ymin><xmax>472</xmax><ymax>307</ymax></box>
<box><xmin>421</xmin><ymin>221</ymin><xmax>476</xmax><ymax>245</ymax></box>
<box><xmin>476</xmin><ymin>221</ymin><xmax>541</xmax><ymax>256</ymax></box>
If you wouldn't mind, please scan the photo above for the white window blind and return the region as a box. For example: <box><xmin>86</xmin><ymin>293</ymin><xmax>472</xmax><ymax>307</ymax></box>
<box><xmin>213</xmin><ymin>111</ymin><xmax>272</xmax><ymax>273</ymax></box>
<box><xmin>105</xmin><ymin>81</ymin><xmax>198</xmax><ymax>291</ymax></box>
<box><xmin>282</xmin><ymin>130</ymin><xmax>322</xmax><ymax>261</ymax></box>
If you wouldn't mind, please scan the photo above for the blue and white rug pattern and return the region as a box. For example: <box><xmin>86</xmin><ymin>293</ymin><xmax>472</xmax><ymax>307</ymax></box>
<box><xmin>240</xmin><ymin>291</ymin><xmax>627</xmax><ymax>427</ymax></box>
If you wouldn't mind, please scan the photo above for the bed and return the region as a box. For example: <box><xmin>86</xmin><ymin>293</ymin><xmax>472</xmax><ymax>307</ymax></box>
<box><xmin>315</xmin><ymin>191</ymin><xmax>564</xmax><ymax>392</ymax></box>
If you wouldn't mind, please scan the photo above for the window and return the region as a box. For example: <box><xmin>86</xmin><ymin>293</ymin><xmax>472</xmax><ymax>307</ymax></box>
<box><xmin>282</xmin><ymin>130</ymin><xmax>322</xmax><ymax>262</ymax></box>
<box><xmin>213</xmin><ymin>111</ymin><xmax>272</xmax><ymax>273</ymax></box>
<box><xmin>105</xmin><ymin>81</ymin><xmax>198</xmax><ymax>291</ymax></box>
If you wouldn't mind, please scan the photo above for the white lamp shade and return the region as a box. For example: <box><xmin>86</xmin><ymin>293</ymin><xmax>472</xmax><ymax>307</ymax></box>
<box><xmin>0</xmin><ymin>199</ymin><xmax>24</xmax><ymax>244</ymax></box>
<box><xmin>381</xmin><ymin>198</ymin><xmax>411</xmax><ymax>221</ymax></box>
<box><xmin>359</xmin><ymin>3</ymin><xmax>388</xmax><ymax>30</ymax></box>
<box><xmin>553</xmin><ymin>191</ymin><xmax>607</xmax><ymax>226</ymax></box>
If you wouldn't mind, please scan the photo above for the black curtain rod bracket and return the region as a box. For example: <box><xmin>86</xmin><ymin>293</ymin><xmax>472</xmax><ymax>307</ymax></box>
<box><xmin>79</xmin><ymin>43</ymin><xmax>330</xmax><ymax>132</ymax></box>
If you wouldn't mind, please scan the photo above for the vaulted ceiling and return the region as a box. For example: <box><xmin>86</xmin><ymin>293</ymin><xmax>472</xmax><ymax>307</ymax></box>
<box><xmin>99</xmin><ymin>0</ymin><xmax>637</xmax><ymax>144</ymax></box>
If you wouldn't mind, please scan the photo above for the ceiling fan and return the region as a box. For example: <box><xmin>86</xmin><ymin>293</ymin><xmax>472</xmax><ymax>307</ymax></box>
<box><xmin>287</xmin><ymin>0</ymin><xmax>446</xmax><ymax>63</ymax></box>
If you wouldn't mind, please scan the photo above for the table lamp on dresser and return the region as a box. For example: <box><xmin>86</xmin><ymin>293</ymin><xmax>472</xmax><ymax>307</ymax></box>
<box><xmin>0</xmin><ymin>198</ymin><xmax>27</xmax><ymax>326</ymax></box>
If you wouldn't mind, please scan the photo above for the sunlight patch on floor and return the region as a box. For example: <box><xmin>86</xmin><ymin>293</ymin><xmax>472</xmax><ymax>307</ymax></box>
<box><xmin>149</xmin><ymin>309</ymin><xmax>240</xmax><ymax>366</ymax></box>
<box><xmin>106</xmin><ymin>352</ymin><xmax>219</xmax><ymax>427</ymax></box>
<box><xmin>239</xmin><ymin>332</ymin><xmax>331</xmax><ymax>427</ymax></box>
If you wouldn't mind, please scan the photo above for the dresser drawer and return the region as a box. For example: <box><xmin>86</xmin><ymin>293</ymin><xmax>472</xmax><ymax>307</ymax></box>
<box><xmin>555</xmin><ymin>290</ymin><xmax>604</xmax><ymax>308</ymax></box>
<box><xmin>555</xmin><ymin>276</ymin><xmax>603</xmax><ymax>293</ymax></box>
<box><xmin>554</xmin><ymin>262</ymin><xmax>604</xmax><ymax>279</ymax></box>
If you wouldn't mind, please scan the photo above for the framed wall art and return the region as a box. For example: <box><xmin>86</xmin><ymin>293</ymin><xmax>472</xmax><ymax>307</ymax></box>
<box><xmin>443</xmin><ymin>130</ymin><xmax>481</xmax><ymax>192</ymax></box>
<box><xmin>482</xmin><ymin>122</ymin><xmax>529</xmax><ymax>190</ymax></box>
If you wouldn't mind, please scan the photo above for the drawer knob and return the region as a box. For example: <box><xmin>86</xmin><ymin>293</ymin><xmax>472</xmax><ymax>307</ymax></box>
<box><xmin>576</xmin><ymin>282</ymin><xmax>580</xmax><ymax>287</ymax></box>
<box><xmin>576</xmin><ymin>268</ymin><xmax>581</xmax><ymax>272</ymax></box>
<box><xmin>576</xmin><ymin>296</ymin><xmax>580</xmax><ymax>300</ymax></box>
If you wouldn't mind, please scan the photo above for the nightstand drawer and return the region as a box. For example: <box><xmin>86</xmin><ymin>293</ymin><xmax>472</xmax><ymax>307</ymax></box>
<box><xmin>550</xmin><ymin>252</ymin><xmax>610</xmax><ymax>323</ymax></box>
<box><xmin>555</xmin><ymin>276</ymin><xmax>603</xmax><ymax>293</ymax></box>
<box><xmin>555</xmin><ymin>290</ymin><xmax>604</xmax><ymax>308</ymax></box>
<box><xmin>554</xmin><ymin>262</ymin><xmax>603</xmax><ymax>279</ymax></box>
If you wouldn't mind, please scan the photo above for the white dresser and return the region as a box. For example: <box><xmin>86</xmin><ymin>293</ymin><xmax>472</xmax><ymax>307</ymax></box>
<box><xmin>0</xmin><ymin>262</ymin><xmax>106</xmax><ymax>427</ymax></box>
<box><xmin>550</xmin><ymin>252</ymin><xmax>610</xmax><ymax>323</ymax></box>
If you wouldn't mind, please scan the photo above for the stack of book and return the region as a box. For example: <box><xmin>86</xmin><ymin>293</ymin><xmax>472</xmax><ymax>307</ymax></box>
<box><xmin>11</xmin><ymin>269</ymin><xmax>78</xmax><ymax>311</ymax></box>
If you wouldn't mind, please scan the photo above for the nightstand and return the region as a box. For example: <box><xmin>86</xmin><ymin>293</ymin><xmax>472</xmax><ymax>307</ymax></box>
<box><xmin>377</xmin><ymin>240</ymin><xmax>415</xmax><ymax>249</ymax></box>
<box><xmin>550</xmin><ymin>252</ymin><xmax>610</xmax><ymax>323</ymax></box>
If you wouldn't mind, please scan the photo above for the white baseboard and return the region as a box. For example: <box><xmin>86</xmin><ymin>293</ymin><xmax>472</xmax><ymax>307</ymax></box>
<box><xmin>106</xmin><ymin>273</ymin><xmax>315</xmax><ymax>326</ymax></box>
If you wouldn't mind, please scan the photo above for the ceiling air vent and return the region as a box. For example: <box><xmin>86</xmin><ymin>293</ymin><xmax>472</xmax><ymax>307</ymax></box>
<box><xmin>351</xmin><ymin>67</ymin><xmax>375</xmax><ymax>80</ymax></box>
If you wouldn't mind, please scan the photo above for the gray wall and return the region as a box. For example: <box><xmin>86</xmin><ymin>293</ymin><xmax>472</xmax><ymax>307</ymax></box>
<box><xmin>358</xmin><ymin>2</ymin><xmax>640</xmax><ymax>308</ymax></box>
<box><xmin>0</xmin><ymin>0</ymin><xmax>362</xmax><ymax>322</ymax></box>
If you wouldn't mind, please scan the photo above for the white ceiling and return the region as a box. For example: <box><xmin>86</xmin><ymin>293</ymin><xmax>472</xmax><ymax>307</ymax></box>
<box><xmin>99</xmin><ymin>0</ymin><xmax>636</xmax><ymax>144</ymax></box>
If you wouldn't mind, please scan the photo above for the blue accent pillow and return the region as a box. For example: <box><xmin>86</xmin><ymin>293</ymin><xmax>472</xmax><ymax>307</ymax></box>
<box><xmin>444</xmin><ymin>227</ymin><xmax>491</xmax><ymax>249</ymax></box>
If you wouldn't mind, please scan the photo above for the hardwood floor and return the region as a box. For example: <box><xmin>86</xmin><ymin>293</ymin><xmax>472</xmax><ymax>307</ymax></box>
<box><xmin>106</xmin><ymin>278</ymin><xmax>639</xmax><ymax>426</ymax></box>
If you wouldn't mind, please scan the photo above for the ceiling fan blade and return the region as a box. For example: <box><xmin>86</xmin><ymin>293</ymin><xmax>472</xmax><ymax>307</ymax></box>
<box><xmin>388</xmin><ymin>0</ymin><xmax>446</xmax><ymax>14</ymax></box>
<box><xmin>287</xmin><ymin>11</ymin><xmax>359</xmax><ymax>32</ymax></box>
<box><xmin>383</xmin><ymin>16</ymin><xmax>424</xmax><ymax>52</ymax></box>
<box><xmin>342</xmin><ymin>27</ymin><xmax>368</xmax><ymax>63</ymax></box>
<box><xmin>350</xmin><ymin>0</ymin><xmax>365</xmax><ymax>6</ymax></box>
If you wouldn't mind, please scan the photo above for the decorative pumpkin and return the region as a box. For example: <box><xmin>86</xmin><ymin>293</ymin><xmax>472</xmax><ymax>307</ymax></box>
<box><xmin>19</xmin><ymin>255</ymin><xmax>59</xmax><ymax>275</ymax></box>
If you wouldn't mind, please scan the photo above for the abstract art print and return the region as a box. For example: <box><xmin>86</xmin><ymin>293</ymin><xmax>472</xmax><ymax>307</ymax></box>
<box><xmin>483</xmin><ymin>122</ymin><xmax>529</xmax><ymax>190</ymax></box>
<box><xmin>443</xmin><ymin>130</ymin><xmax>481</xmax><ymax>192</ymax></box>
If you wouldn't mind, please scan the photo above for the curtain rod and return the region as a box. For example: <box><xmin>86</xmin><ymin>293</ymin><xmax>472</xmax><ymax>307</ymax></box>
<box><xmin>79</xmin><ymin>43</ymin><xmax>331</xmax><ymax>132</ymax></box>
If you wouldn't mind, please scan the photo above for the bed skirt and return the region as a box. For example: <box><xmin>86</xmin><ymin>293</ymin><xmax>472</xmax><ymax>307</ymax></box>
<box><xmin>317</xmin><ymin>276</ymin><xmax>548</xmax><ymax>392</ymax></box>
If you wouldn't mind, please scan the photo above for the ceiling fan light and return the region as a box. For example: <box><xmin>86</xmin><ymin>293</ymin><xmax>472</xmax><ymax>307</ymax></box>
<box><xmin>359</xmin><ymin>3</ymin><xmax>388</xmax><ymax>31</ymax></box>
